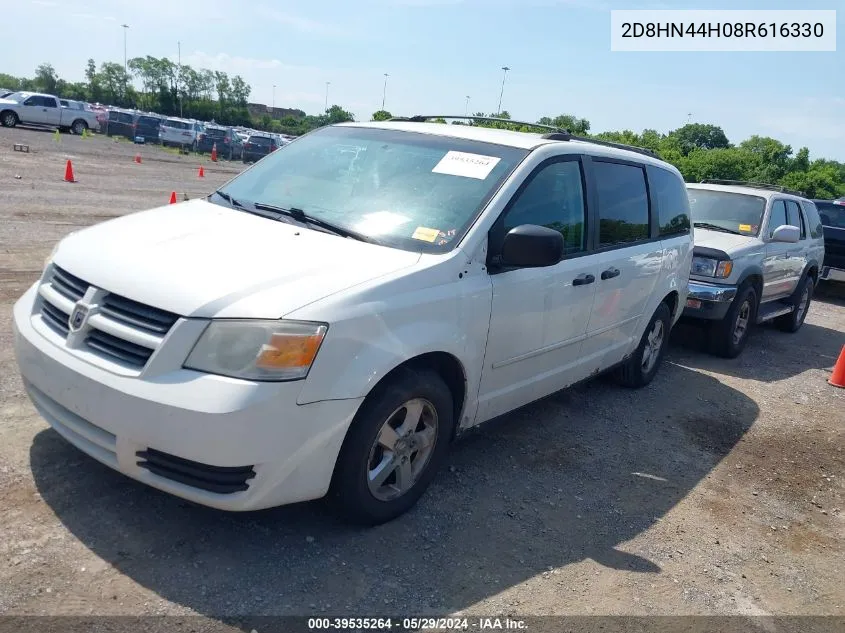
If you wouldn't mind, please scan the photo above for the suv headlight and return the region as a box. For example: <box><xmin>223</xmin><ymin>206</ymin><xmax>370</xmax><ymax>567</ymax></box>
<box><xmin>691</xmin><ymin>256</ymin><xmax>733</xmax><ymax>279</ymax></box>
<box><xmin>185</xmin><ymin>320</ymin><xmax>328</xmax><ymax>381</ymax></box>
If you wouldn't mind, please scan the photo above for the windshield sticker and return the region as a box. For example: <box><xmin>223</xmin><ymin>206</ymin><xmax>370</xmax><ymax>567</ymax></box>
<box><xmin>432</xmin><ymin>151</ymin><xmax>501</xmax><ymax>180</ymax></box>
<box><xmin>354</xmin><ymin>211</ymin><xmax>412</xmax><ymax>236</ymax></box>
<box><xmin>738</xmin><ymin>224</ymin><xmax>752</xmax><ymax>232</ymax></box>
<box><xmin>412</xmin><ymin>226</ymin><xmax>441</xmax><ymax>242</ymax></box>
<box><xmin>436</xmin><ymin>229</ymin><xmax>458</xmax><ymax>245</ymax></box>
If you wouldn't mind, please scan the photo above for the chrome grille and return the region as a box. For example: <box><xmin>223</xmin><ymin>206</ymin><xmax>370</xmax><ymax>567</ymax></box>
<box><xmin>38</xmin><ymin>265</ymin><xmax>180</xmax><ymax>371</ymax></box>
<box><xmin>84</xmin><ymin>329</ymin><xmax>155</xmax><ymax>368</ymax></box>
<box><xmin>100</xmin><ymin>293</ymin><xmax>178</xmax><ymax>335</ymax></box>
<box><xmin>51</xmin><ymin>266</ymin><xmax>87</xmax><ymax>302</ymax></box>
<box><xmin>41</xmin><ymin>301</ymin><xmax>70</xmax><ymax>336</ymax></box>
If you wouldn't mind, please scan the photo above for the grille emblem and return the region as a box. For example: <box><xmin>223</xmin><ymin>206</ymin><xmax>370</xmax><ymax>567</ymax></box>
<box><xmin>68</xmin><ymin>303</ymin><xmax>90</xmax><ymax>332</ymax></box>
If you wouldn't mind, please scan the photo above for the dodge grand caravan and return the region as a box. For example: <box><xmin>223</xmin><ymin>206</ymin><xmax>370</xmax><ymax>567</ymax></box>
<box><xmin>13</xmin><ymin>119</ymin><xmax>693</xmax><ymax>525</ymax></box>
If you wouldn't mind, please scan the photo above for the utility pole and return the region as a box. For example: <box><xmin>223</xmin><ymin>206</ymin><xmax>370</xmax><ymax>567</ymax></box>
<box><xmin>687</xmin><ymin>112</ymin><xmax>692</xmax><ymax>124</ymax></box>
<box><xmin>325</xmin><ymin>81</ymin><xmax>330</xmax><ymax>112</ymax></box>
<box><xmin>465</xmin><ymin>95</ymin><xmax>470</xmax><ymax>116</ymax></box>
<box><xmin>382</xmin><ymin>73</ymin><xmax>389</xmax><ymax>110</ymax></box>
<box><xmin>178</xmin><ymin>41</ymin><xmax>182</xmax><ymax>117</ymax></box>
<box><xmin>121</xmin><ymin>24</ymin><xmax>129</xmax><ymax>102</ymax></box>
<box><xmin>497</xmin><ymin>66</ymin><xmax>510</xmax><ymax>115</ymax></box>
<box><xmin>272</xmin><ymin>84</ymin><xmax>276</xmax><ymax>110</ymax></box>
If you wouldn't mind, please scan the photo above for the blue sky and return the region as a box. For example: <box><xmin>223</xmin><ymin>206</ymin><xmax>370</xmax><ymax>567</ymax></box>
<box><xmin>7</xmin><ymin>0</ymin><xmax>844</xmax><ymax>160</ymax></box>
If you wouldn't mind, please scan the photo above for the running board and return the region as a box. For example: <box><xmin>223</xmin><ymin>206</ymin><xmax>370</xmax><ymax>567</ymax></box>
<box><xmin>756</xmin><ymin>303</ymin><xmax>794</xmax><ymax>324</ymax></box>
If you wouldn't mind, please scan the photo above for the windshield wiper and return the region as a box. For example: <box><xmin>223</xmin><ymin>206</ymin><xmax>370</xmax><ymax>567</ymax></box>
<box><xmin>213</xmin><ymin>189</ymin><xmax>245</xmax><ymax>209</ymax></box>
<box><xmin>251</xmin><ymin>202</ymin><xmax>375</xmax><ymax>243</ymax></box>
<box><xmin>694</xmin><ymin>222</ymin><xmax>743</xmax><ymax>235</ymax></box>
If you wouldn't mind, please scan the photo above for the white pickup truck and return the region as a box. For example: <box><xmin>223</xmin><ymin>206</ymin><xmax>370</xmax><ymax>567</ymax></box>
<box><xmin>0</xmin><ymin>91</ymin><xmax>100</xmax><ymax>135</ymax></box>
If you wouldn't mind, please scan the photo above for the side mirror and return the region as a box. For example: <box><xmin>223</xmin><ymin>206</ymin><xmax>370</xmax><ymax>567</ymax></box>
<box><xmin>500</xmin><ymin>224</ymin><xmax>563</xmax><ymax>268</ymax></box>
<box><xmin>771</xmin><ymin>225</ymin><xmax>800</xmax><ymax>243</ymax></box>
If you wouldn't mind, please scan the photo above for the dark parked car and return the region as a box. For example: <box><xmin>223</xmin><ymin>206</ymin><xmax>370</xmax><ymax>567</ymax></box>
<box><xmin>134</xmin><ymin>113</ymin><xmax>164</xmax><ymax>144</ymax></box>
<box><xmin>105</xmin><ymin>110</ymin><xmax>163</xmax><ymax>143</ymax></box>
<box><xmin>105</xmin><ymin>109</ymin><xmax>135</xmax><ymax>138</ymax></box>
<box><xmin>242</xmin><ymin>134</ymin><xmax>282</xmax><ymax>163</ymax></box>
<box><xmin>197</xmin><ymin>124</ymin><xmax>241</xmax><ymax>159</ymax></box>
<box><xmin>812</xmin><ymin>199</ymin><xmax>845</xmax><ymax>283</ymax></box>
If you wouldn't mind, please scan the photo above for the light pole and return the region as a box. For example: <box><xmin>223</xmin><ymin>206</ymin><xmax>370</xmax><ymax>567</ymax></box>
<box><xmin>272</xmin><ymin>84</ymin><xmax>276</xmax><ymax>110</ymax></box>
<box><xmin>325</xmin><ymin>81</ymin><xmax>330</xmax><ymax>112</ymax></box>
<box><xmin>497</xmin><ymin>66</ymin><xmax>510</xmax><ymax>115</ymax></box>
<box><xmin>178</xmin><ymin>40</ymin><xmax>182</xmax><ymax>117</ymax></box>
<box><xmin>121</xmin><ymin>24</ymin><xmax>129</xmax><ymax>102</ymax></box>
<box><xmin>465</xmin><ymin>95</ymin><xmax>470</xmax><ymax>116</ymax></box>
<box><xmin>382</xmin><ymin>73</ymin><xmax>389</xmax><ymax>110</ymax></box>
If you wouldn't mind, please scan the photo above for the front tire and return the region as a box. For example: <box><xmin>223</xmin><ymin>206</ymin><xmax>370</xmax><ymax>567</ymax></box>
<box><xmin>1</xmin><ymin>110</ymin><xmax>18</xmax><ymax>128</ymax></box>
<box><xmin>329</xmin><ymin>367</ymin><xmax>454</xmax><ymax>525</ymax></box>
<box><xmin>617</xmin><ymin>302</ymin><xmax>671</xmax><ymax>388</ymax></box>
<box><xmin>71</xmin><ymin>119</ymin><xmax>87</xmax><ymax>135</ymax></box>
<box><xmin>708</xmin><ymin>282</ymin><xmax>757</xmax><ymax>358</ymax></box>
<box><xmin>776</xmin><ymin>276</ymin><xmax>813</xmax><ymax>333</ymax></box>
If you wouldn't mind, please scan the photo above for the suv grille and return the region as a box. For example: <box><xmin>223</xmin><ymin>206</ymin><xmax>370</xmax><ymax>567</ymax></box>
<box><xmin>38</xmin><ymin>266</ymin><xmax>180</xmax><ymax>370</ymax></box>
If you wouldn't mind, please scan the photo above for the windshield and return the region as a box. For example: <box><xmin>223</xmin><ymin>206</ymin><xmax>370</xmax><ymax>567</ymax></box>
<box><xmin>164</xmin><ymin>119</ymin><xmax>190</xmax><ymax>130</ymax></box>
<box><xmin>205</xmin><ymin>128</ymin><xmax>227</xmax><ymax>137</ymax></box>
<box><xmin>687</xmin><ymin>189</ymin><xmax>766</xmax><ymax>236</ymax></box>
<box><xmin>815</xmin><ymin>202</ymin><xmax>845</xmax><ymax>228</ymax></box>
<box><xmin>248</xmin><ymin>136</ymin><xmax>273</xmax><ymax>146</ymax></box>
<box><xmin>215</xmin><ymin>125</ymin><xmax>528</xmax><ymax>253</ymax></box>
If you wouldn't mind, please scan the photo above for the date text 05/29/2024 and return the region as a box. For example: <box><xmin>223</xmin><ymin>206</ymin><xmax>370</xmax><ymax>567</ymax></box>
<box><xmin>306</xmin><ymin>617</ymin><xmax>528</xmax><ymax>630</ymax></box>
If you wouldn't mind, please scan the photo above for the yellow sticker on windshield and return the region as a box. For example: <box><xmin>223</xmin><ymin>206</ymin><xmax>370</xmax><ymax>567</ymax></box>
<box><xmin>412</xmin><ymin>226</ymin><xmax>440</xmax><ymax>242</ymax></box>
<box><xmin>739</xmin><ymin>224</ymin><xmax>752</xmax><ymax>232</ymax></box>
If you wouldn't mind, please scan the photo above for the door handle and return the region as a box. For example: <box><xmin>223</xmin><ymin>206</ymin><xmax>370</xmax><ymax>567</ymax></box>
<box><xmin>601</xmin><ymin>267</ymin><xmax>621</xmax><ymax>280</ymax></box>
<box><xmin>572</xmin><ymin>273</ymin><xmax>595</xmax><ymax>286</ymax></box>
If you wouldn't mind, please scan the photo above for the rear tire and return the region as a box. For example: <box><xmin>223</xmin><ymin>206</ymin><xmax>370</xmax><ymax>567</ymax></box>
<box><xmin>617</xmin><ymin>302</ymin><xmax>671</xmax><ymax>388</ymax></box>
<box><xmin>708</xmin><ymin>282</ymin><xmax>757</xmax><ymax>358</ymax></box>
<box><xmin>776</xmin><ymin>275</ymin><xmax>813</xmax><ymax>333</ymax></box>
<box><xmin>71</xmin><ymin>120</ymin><xmax>87</xmax><ymax>135</ymax></box>
<box><xmin>329</xmin><ymin>367</ymin><xmax>454</xmax><ymax>525</ymax></box>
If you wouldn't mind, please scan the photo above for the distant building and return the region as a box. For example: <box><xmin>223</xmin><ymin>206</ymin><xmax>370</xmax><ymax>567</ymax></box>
<box><xmin>247</xmin><ymin>102</ymin><xmax>306</xmax><ymax>120</ymax></box>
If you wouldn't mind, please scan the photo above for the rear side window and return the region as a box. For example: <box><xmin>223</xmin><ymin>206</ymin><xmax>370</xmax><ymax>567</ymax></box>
<box><xmin>119</xmin><ymin>112</ymin><xmax>133</xmax><ymax>123</ymax></box>
<box><xmin>801</xmin><ymin>202</ymin><xmax>824</xmax><ymax>237</ymax></box>
<box><xmin>768</xmin><ymin>200</ymin><xmax>788</xmax><ymax>237</ymax></box>
<box><xmin>785</xmin><ymin>200</ymin><xmax>805</xmax><ymax>239</ymax></box>
<box><xmin>593</xmin><ymin>161</ymin><xmax>650</xmax><ymax>246</ymax></box>
<box><xmin>648</xmin><ymin>166</ymin><xmax>691</xmax><ymax>237</ymax></box>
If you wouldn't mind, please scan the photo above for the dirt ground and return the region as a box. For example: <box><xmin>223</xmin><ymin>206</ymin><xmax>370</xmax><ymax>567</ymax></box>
<box><xmin>0</xmin><ymin>126</ymin><xmax>843</xmax><ymax>625</ymax></box>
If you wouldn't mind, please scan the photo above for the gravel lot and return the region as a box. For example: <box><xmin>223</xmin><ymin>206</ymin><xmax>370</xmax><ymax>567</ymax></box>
<box><xmin>0</xmin><ymin>126</ymin><xmax>843</xmax><ymax>625</ymax></box>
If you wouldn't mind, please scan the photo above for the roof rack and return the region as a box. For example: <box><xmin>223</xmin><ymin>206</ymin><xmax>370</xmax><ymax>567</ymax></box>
<box><xmin>390</xmin><ymin>115</ymin><xmax>564</xmax><ymax>133</ymax></box>
<box><xmin>700</xmin><ymin>179</ymin><xmax>805</xmax><ymax>197</ymax></box>
<box><xmin>388</xmin><ymin>115</ymin><xmax>658</xmax><ymax>157</ymax></box>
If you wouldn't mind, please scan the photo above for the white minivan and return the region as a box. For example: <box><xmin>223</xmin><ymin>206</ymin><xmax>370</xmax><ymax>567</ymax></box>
<box><xmin>13</xmin><ymin>120</ymin><xmax>693</xmax><ymax>524</ymax></box>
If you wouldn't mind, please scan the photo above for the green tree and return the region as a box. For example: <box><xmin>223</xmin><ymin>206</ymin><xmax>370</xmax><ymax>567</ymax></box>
<box><xmin>34</xmin><ymin>63</ymin><xmax>58</xmax><ymax>94</ymax></box>
<box><xmin>537</xmin><ymin>114</ymin><xmax>591</xmax><ymax>135</ymax></box>
<box><xmin>669</xmin><ymin>123</ymin><xmax>730</xmax><ymax>155</ymax></box>
<box><xmin>372</xmin><ymin>110</ymin><xmax>392</xmax><ymax>121</ymax></box>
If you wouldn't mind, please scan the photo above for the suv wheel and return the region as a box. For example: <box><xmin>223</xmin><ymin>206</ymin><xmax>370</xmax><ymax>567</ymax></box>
<box><xmin>617</xmin><ymin>302</ymin><xmax>671</xmax><ymax>388</ymax></box>
<box><xmin>709</xmin><ymin>282</ymin><xmax>757</xmax><ymax>358</ymax></box>
<box><xmin>776</xmin><ymin>275</ymin><xmax>813</xmax><ymax>333</ymax></box>
<box><xmin>329</xmin><ymin>367</ymin><xmax>454</xmax><ymax>525</ymax></box>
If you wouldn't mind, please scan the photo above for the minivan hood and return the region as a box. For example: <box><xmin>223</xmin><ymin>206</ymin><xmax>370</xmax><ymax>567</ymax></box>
<box><xmin>693</xmin><ymin>227</ymin><xmax>760</xmax><ymax>254</ymax></box>
<box><xmin>52</xmin><ymin>199</ymin><xmax>422</xmax><ymax>318</ymax></box>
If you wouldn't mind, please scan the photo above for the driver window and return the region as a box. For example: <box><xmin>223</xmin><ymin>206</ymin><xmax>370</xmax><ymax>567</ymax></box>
<box><xmin>768</xmin><ymin>200</ymin><xmax>788</xmax><ymax>238</ymax></box>
<box><xmin>502</xmin><ymin>159</ymin><xmax>586</xmax><ymax>255</ymax></box>
<box><xmin>23</xmin><ymin>96</ymin><xmax>37</xmax><ymax>106</ymax></box>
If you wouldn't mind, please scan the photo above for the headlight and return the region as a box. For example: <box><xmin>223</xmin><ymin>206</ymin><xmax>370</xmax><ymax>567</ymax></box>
<box><xmin>691</xmin><ymin>256</ymin><xmax>733</xmax><ymax>278</ymax></box>
<box><xmin>184</xmin><ymin>320</ymin><xmax>328</xmax><ymax>381</ymax></box>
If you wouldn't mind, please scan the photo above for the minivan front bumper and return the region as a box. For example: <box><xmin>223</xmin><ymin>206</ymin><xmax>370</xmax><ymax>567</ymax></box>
<box><xmin>682</xmin><ymin>280</ymin><xmax>737</xmax><ymax>320</ymax></box>
<box><xmin>13</xmin><ymin>283</ymin><xmax>363</xmax><ymax>511</ymax></box>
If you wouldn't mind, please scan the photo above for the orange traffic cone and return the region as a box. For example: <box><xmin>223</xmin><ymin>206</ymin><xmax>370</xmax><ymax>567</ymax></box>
<box><xmin>169</xmin><ymin>191</ymin><xmax>177</xmax><ymax>204</ymax></box>
<box><xmin>64</xmin><ymin>159</ymin><xmax>75</xmax><ymax>183</ymax></box>
<box><xmin>198</xmin><ymin>165</ymin><xmax>204</xmax><ymax>178</ymax></box>
<box><xmin>829</xmin><ymin>345</ymin><xmax>845</xmax><ymax>388</ymax></box>
<box><xmin>134</xmin><ymin>153</ymin><xmax>142</xmax><ymax>164</ymax></box>
<box><xmin>211</xmin><ymin>143</ymin><xmax>218</xmax><ymax>162</ymax></box>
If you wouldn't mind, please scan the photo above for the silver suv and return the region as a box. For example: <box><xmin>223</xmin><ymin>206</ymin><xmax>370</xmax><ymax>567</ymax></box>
<box><xmin>683</xmin><ymin>180</ymin><xmax>826</xmax><ymax>358</ymax></box>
